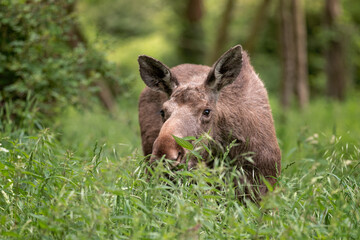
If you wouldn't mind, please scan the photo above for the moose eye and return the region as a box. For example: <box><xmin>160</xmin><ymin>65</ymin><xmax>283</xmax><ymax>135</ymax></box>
<box><xmin>160</xmin><ymin>110</ymin><xmax>165</xmax><ymax>118</ymax></box>
<box><xmin>203</xmin><ymin>109</ymin><xmax>211</xmax><ymax>116</ymax></box>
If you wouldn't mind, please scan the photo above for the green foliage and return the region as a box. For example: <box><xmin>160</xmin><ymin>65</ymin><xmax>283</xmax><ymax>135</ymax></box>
<box><xmin>1</xmin><ymin>95</ymin><xmax>359</xmax><ymax>239</ymax></box>
<box><xmin>77</xmin><ymin>0</ymin><xmax>178</xmax><ymax>79</ymax></box>
<box><xmin>172</xmin><ymin>135</ymin><xmax>194</xmax><ymax>151</ymax></box>
<box><xmin>56</xmin><ymin>100</ymin><xmax>141</xmax><ymax>157</ymax></box>
<box><xmin>0</xmin><ymin>0</ymin><xmax>125</xmax><ymax>125</ymax></box>
<box><xmin>82</xmin><ymin>0</ymin><xmax>161</xmax><ymax>38</ymax></box>
<box><xmin>271</xmin><ymin>93</ymin><xmax>360</xmax><ymax>158</ymax></box>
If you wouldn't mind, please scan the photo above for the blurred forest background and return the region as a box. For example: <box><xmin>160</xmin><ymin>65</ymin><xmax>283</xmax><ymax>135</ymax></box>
<box><xmin>2</xmin><ymin>0</ymin><xmax>360</xmax><ymax>118</ymax></box>
<box><xmin>2</xmin><ymin>0</ymin><xmax>360</xmax><ymax>152</ymax></box>
<box><xmin>1</xmin><ymin>0</ymin><xmax>360</xmax><ymax>154</ymax></box>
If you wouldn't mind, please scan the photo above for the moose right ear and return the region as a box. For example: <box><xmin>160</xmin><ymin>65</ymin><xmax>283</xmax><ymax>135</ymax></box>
<box><xmin>138</xmin><ymin>55</ymin><xmax>178</xmax><ymax>96</ymax></box>
<box><xmin>205</xmin><ymin>45</ymin><xmax>243</xmax><ymax>93</ymax></box>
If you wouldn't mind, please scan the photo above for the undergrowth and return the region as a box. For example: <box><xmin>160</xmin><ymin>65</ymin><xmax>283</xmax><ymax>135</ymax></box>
<box><xmin>0</xmin><ymin>97</ymin><xmax>359</xmax><ymax>239</ymax></box>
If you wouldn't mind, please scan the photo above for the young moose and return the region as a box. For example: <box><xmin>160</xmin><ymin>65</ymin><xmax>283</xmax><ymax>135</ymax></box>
<box><xmin>138</xmin><ymin>45</ymin><xmax>281</xmax><ymax>201</ymax></box>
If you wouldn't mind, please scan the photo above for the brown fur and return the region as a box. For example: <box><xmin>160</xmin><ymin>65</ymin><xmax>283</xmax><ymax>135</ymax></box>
<box><xmin>138</xmin><ymin>45</ymin><xmax>281</xmax><ymax>201</ymax></box>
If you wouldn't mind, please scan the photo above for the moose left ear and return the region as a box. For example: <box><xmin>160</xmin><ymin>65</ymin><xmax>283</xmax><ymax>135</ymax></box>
<box><xmin>138</xmin><ymin>55</ymin><xmax>178</xmax><ymax>96</ymax></box>
<box><xmin>205</xmin><ymin>45</ymin><xmax>243</xmax><ymax>92</ymax></box>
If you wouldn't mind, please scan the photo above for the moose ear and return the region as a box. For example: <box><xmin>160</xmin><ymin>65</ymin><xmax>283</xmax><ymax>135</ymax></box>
<box><xmin>205</xmin><ymin>45</ymin><xmax>243</xmax><ymax>92</ymax></box>
<box><xmin>138</xmin><ymin>55</ymin><xmax>178</xmax><ymax>96</ymax></box>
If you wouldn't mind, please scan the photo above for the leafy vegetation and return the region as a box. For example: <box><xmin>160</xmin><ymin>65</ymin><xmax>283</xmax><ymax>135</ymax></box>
<box><xmin>0</xmin><ymin>0</ymin><xmax>125</xmax><ymax>124</ymax></box>
<box><xmin>1</xmin><ymin>97</ymin><xmax>359</xmax><ymax>239</ymax></box>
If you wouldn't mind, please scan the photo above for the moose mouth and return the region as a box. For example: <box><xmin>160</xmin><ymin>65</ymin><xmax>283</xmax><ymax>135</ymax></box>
<box><xmin>148</xmin><ymin>149</ymin><xmax>202</xmax><ymax>172</ymax></box>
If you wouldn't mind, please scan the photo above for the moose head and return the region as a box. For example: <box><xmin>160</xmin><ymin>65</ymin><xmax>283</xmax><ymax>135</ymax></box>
<box><xmin>138</xmin><ymin>45</ymin><xmax>243</xmax><ymax>167</ymax></box>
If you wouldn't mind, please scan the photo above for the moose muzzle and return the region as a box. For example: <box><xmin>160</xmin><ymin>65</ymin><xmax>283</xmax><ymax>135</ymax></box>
<box><xmin>150</xmin><ymin>134</ymin><xmax>186</xmax><ymax>168</ymax></box>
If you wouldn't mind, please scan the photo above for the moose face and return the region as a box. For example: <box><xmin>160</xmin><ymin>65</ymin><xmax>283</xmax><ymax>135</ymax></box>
<box><xmin>151</xmin><ymin>84</ymin><xmax>216</xmax><ymax>166</ymax></box>
<box><xmin>138</xmin><ymin>45</ymin><xmax>243</xmax><ymax>168</ymax></box>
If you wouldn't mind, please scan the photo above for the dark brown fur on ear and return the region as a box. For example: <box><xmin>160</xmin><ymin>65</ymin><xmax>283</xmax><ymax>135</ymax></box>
<box><xmin>205</xmin><ymin>45</ymin><xmax>243</xmax><ymax>92</ymax></box>
<box><xmin>138</xmin><ymin>55</ymin><xmax>178</xmax><ymax>96</ymax></box>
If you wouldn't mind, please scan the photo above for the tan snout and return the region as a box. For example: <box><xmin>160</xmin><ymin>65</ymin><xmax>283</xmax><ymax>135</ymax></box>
<box><xmin>150</xmin><ymin>134</ymin><xmax>185</xmax><ymax>167</ymax></box>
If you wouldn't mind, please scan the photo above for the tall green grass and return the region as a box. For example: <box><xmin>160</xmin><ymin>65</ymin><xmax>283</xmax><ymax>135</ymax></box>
<box><xmin>56</xmin><ymin>99</ymin><xmax>141</xmax><ymax>158</ymax></box>
<box><xmin>0</xmin><ymin>95</ymin><xmax>359</xmax><ymax>239</ymax></box>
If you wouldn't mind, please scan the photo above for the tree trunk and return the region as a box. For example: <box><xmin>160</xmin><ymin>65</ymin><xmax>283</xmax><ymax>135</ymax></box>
<box><xmin>279</xmin><ymin>0</ymin><xmax>295</xmax><ymax>109</ymax></box>
<box><xmin>64</xmin><ymin>1</ymin><xmax>87</xmax><ymax>49</ymax></box>
<box><xmin>279</xmin><ymin>0</ymin><xmax>309</xmax><ymax>109</ymax></box>
<box><xmin>178</xmin><ymin>0</ymin><xmax>205</xmax><ymax>64</ymax></box>
<box><xmin>325</xmin><ymin>0</ymin><xmax>346</xmax><ymax>100</ymax></box>
<box><xmin>208</xmin><ymin>0</ymin><xmax>235</xmax><ymax>64</ymax></box>
<box><xmin>292</xmin><ymin>0</ymin><xmax>309</xmax><ymax>108</ymax></box>
<box><xmin>65</xmin><ymin>1</ymin><xmax>117</xmax><ymax>113</ymax></box>
<box><xmin>244</xmin><ymin>0</ymin><xmax>272</xmax><ymax>55</ymax></box>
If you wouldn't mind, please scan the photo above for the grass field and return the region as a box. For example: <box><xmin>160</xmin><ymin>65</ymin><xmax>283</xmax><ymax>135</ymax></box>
<box><xmin>1</xmin><ymin>94</ymin><xmax>359</xmax><ymax>239</ymax></box>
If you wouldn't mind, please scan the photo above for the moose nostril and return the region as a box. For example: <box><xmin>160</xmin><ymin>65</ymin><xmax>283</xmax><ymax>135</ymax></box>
<box><xmin>176</xmin><ymin>151</ymin><xmax>182</xmax><ymax>161</ymax></box>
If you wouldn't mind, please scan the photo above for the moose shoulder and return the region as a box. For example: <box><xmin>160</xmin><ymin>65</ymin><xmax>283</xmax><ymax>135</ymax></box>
<box><xmin>138</xmin><ymin>45</ymin><xmax>281</xmax><ymax>201</ymax></box>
